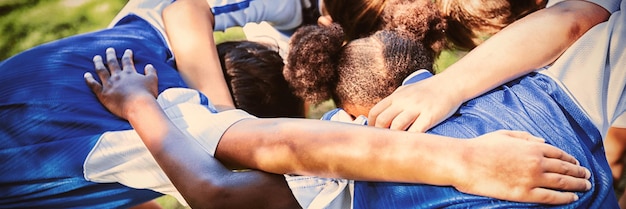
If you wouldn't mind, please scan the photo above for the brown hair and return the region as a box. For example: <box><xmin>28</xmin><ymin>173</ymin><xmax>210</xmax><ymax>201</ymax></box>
<box><xmin>284</xmin><ymin>24</ymin><xmax>434</xmax><ymax>114</ymax></box>
<box><xmin>217</xmin><ymin>41</ymin><xmax>304</xmax><ymax>118</ymax></box>
<box><xmin>437</xmin><ymin>0</ymin><xmax>547</xmax><ymax>50</ymax></box>
<box><xmin>324</xmin><ymin>0</ymin><xmax>447</xmax><ymax>55</ymax></box>
<box><xmin>323</xmin><ymin>0</ymin><xmax>386</xmax><ymax>41</ymax></box>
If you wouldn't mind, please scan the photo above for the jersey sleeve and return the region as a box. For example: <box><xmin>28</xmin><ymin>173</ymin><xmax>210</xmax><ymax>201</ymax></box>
<box><xmin>157</xmin><ymin>87</ymin><xmax>257</xmax><ymax>155</ymax></box>
<box><xmin>209</xmin><ymin>0</ymin><xmax>303</xmax><ymax>31</ymax></box>
<box><xmin>84</xmin><ymin>87</ymin><xmax>255</xmax><ymax>207</ymax></box>
<box><xmin>546</xmin><ymin>0</ymin><xmax>621</xmax><ymax>14</ymax></box>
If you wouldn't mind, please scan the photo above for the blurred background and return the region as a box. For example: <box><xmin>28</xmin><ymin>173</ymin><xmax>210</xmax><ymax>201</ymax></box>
<box><xmin>0</xmin><ymin>0</ymin><xmax>126</xmax><ymax>60</ymax></box>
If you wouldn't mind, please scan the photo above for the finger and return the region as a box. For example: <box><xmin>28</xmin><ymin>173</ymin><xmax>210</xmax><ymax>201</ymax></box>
<box><xmin>83</xmin><ymin>72</ymin><xmax>103</xmax><ymax>94</ymax></box>
<box><xmin>367</xmin><ymin>98</ymin><xmax>391</xmax><ymax>127</ymax></box>
<box><xmin>538</xmin><ymin>172</ymin><xmax>592</xmax><ymax>192</ymax></box>
<box><xmin>526</xmin><ymin>188</ymin><xmax>579</xmax><ymax>205</ymax></box>
<box><xmin>121</xmin><ymin>49</ymin><xmax>136</xmax><ymax>73</ymax></box>
<box><xmin>145</xmin><ymin>64</ymin><xmax>159</xmax><ymax>97</ymax></box>
<box><xmin>540</xmin><ymin>145</ymin><xmax>581</xmax><ymax>167</ymax></box>
<box><xmin>369</xmin><ymin>103</ymin><xmax>403</xmax><ymax>128</ymax></box>
<box><xmin>374</xmin><ymin>108</ymin><xmax>403</xmax><ymax>129</ymax></box>
<box><xmin>406</xmin><ymin>113</ymin><xmax>433</xmax><ymax>133</ymax></box>
<box><xmin>541</xmin><ymin>157</ymin><xmax>590</xmax><ymax>179</ymax></box>
<box><xmin>144</xmin><ymin>64</ymin><xmax>157</xmax><ymax>78</ymax></box>
<box><xmin>389</xmin><ymin>111</ymin><xmax>418</xmax><ymax>131</ymax></box>
<box><xmin>105</xmin><ymin>47</ymin><xmax>122</xmax><ymax>74</ymax></box>
<box><xmin>503</xmin><ymin>130</ymin><xmax>546</xmax><ymax>143</ymax></box>
<box><xmin>93</xmin><ymin>55</ymin><xmax>110</xmax><ymax>86</ymax></box>
<box><xmin>144</xmin><ymin>64</ymin><xmax>158</xmax><ymax>84</ymax></box>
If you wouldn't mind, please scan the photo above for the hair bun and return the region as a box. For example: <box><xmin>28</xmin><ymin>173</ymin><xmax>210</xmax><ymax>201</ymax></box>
<box><xmin>285</xmin><ymin>24</ymin><xmax>345</xmax><ymax>105</ymax></box>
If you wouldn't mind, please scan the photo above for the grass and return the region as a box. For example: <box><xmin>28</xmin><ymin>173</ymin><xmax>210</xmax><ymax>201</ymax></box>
<box><xmin>0</xmin><ymin>0</ymin><xmax>128</xmax><ymax>60</ymax></box>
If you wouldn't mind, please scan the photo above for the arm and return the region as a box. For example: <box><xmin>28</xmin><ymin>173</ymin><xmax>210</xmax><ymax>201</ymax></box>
<box><xmin>369</xmin><ymin>0</ymin><xmax>611</xmax><ymax>132</ymax></box>
<box><xmin>85</xmin><ymin>48</ymin><xmax>300</xmax><ymax>209</ymax></box>
<box><xmin>605</xmin><ymin>126</ymin><xmax>626</xmax><ymax>180</ymax></box>
<box><xmin>217</xmin><ymin>118</ymin><xmax>591</xmax><ymax>204</ymax></box>
<box><xmin>87</xmin><ymin>49</ymin><xmax>591</xmax><ymax>206</ymax></box>
<box><xmin>162</xmin><ymin>0</ymin><xmax>235</xmax><ymax>111</ymax></box>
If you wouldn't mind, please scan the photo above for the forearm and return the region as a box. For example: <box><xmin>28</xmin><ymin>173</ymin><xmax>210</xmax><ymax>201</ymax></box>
<box><xmin>216</xmin><ymin>118</ymin><xmax>465</xmax><ymax>186</ymax></box>
<box><xmin>126</xmin><ymin>97</ymin><xmax>298</xmax><ymax>209</ymax></box>
<box><xmin>437</xmin><ymin>0</ymin><xmax>610</xmax><ymax>103</ymax></box>
<box><xmin>163</xmin><ymin>0</ymin><xmax>235</xmax><ymax>110</ymax></box>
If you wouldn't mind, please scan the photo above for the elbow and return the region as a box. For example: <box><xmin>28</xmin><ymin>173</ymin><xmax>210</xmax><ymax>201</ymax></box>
<box><xmin>548</xmin><ymin>1</ymin><xmax>610</xmax><ymax>39</ymax></box>
<box><xmin>184</xmin><ymin>176</ymin><xmax>296</xmax><ymax>209</ymax></box>
<box><xmin>182</xmin><ymin>179</ymin><xmax>233</xmax><ymax>209</ymax></box>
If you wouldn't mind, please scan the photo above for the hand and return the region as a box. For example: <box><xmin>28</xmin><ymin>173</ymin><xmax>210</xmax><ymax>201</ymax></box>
<box><xmin>368</xmin><ymin>77</ymin><xmax>463</xmax><ymax>132</ymax></box>
<box><xmin>84</xmin><ymin>48</ymin><xmax>158</xmax><ymax>119</ymax></box>
<box><xmin>454</xmin><ymin>130</ymin><xmax>591</xmax><ymax>205</ymax></box>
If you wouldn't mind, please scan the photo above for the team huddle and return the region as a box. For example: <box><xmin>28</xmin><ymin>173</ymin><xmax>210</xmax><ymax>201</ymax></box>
<box><xmin>1</xmin><ymin>0</ymin><xmax>624</xmax><ymax>208</ymax></box>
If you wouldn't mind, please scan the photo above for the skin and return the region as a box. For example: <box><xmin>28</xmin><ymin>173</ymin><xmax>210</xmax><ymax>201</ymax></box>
<box><xmin>162</xmin><ymin>0</ymin><xmax>235</xmax><ymax>111</ymax></box>
<box><xmin>604</xmin><ymin>127</ymin><xmax>626</xmax><ymax>208</ymax></box>
<box><xmin>606</xmin><ymin>127</ymin><xmax>626</xmax><ymax>180</ymax></box>
<box><xmin>368</xmin><ymin>0</ymin><xmax>611</xmax><ymax>132</ymax></box>
<box><xmin>140</xmin><ymin>1</ymin><xmax>300</xmax><ymax>206</ymax></box>
<box><xmin>85</xmin><ymin>48</ymin><xmax>300</xmax><ymax>209</ymax></box>
<box><xmin>85</xmin><ymin>48</ymin><xmax>592</xmax><ymax>206</ymax></box>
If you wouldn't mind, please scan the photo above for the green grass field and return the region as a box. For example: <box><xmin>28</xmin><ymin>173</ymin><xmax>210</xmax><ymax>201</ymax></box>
<box><xmin>0</xmin><ymin>0</ymin><xmax>126</xmax><ymax>60</ymax></box>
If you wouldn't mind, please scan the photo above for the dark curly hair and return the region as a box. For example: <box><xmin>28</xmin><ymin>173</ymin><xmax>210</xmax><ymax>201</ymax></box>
<box><xmin>217</xmin><ymin>41</ymin><xmax>304</xmax><ymax>118</ymax></box>
<box><xmin>285</xmin><ymin>24</ymin><xmax>434</xmax><ymax>116</ymax></box>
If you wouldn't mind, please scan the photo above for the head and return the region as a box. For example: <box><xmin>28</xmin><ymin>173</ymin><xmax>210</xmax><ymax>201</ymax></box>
<box><xmin>323</xmin><ymin>0</ymin><xmax>446</xmax><ymax>55</ymax></box>
<box><xmin>216</xmin><ymin>41</ymin><xmax>304</xmax><ymax>118</ymax></box>
<box><xmin>322</xmin><ymin>0</ymin><xmax>385</xmax><ymax>41</ymax></box>
<box><xmin>437</xmin><ymin>0</ymin><xmax>547</xmax><ymax>50</ymax></box>
<box><xmin>285</xmin><ymin>24</ymin><xmax>434</xmax><ymax>117</ymax></box>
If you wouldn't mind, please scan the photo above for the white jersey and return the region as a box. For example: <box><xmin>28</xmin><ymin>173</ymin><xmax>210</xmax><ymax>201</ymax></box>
<box><xmin>84</xmin><ymin>88</ymin><xmax>255</xmax><ymax>205</ymax></box>
<box><xmin>539</xmin><ymin>0</ymin><xmax>625</xmax><ymax>137</ymax></box>
<box><xmin>109</xmin><ymin>0</ymin><xmax>303</xmax><ymax>49</ymax></box>
<box><xmin>547</xmin><ymin>0</ymin><xmax>620</xmax><ymax>13</ymax></box>
<box><xmin>84</xmin><ymin>0</ymin><xmax>303</xmax><ymax>206</ymax></box>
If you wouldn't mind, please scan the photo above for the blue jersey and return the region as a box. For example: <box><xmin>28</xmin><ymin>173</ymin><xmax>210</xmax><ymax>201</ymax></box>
<box><xmin>0</xmin><ymin>15</ymin><xmax>187</xmax><ymax>208</ymax></box>
<box><xmin>352</xmin><ymin>73</ymin><xmax>618</xmax><ymax>208</ymax></box>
